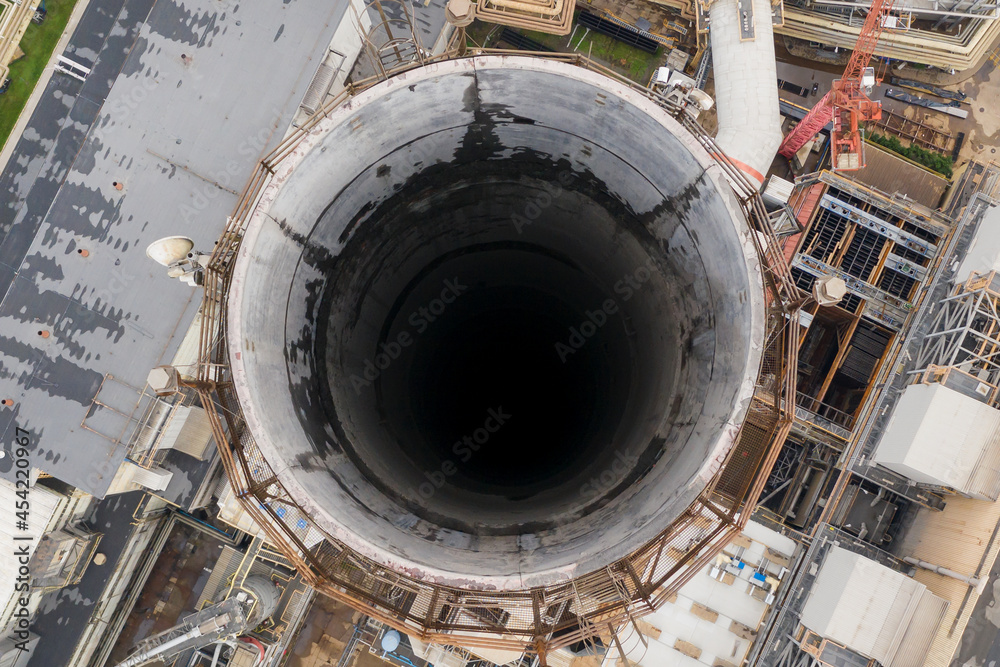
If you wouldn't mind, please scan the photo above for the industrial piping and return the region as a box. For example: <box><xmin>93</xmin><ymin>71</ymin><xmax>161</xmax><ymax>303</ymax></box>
<box><xmin>115</xmin><ymin>615</ymin><xmax>233</xmax><ymax>667</ymax></box>
<box><xmin>709</xmin><ymin>0</ymin><xmax>783</xmax><ymax>187</ymax></box>
<box><xmin>903</xmin><ymin>556</ymin><xmax>989</xmax><ymax>594</ymax></box>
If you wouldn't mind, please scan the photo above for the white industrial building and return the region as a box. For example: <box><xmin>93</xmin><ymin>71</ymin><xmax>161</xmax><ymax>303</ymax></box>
<box><xmin>954</xmin><ymin>204</ymin><xmax>1000</xmax><ymax>286</ymax></box>
<box><xmin>598</xmin><ymin>521</ymin><xmax>797</xmax><ymax>667</ymax></box>
<box><xmin>873</xmin><ymin>382</ymin><xmax>1000</xmax><ymax>499</ymax></box>
<box><xmin>798</xmin><ymin>546</ymin><xmax>948</xmax><ymax>667</ymax></box>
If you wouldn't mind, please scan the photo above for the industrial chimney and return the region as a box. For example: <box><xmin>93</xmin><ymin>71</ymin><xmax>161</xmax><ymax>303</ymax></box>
<box><xmin>224</xmin><ymin>56</ymin><xmax>766</xmax><ymax>591</ymax></box>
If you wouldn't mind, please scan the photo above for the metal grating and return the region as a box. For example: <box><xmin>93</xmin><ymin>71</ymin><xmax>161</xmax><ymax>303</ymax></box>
<box><xmin>800</xmin><ymin>209</ymin><xmax>848</xmax><ymax>265</ymax></box>
<box><xmin>840</xmin><ymin>227</ymin><xmax>887</xmax><ymax>281</ymax></box>
<box><xmin>878</xmin><ymin>268</ymin><xmax>916</xmax><ymax>299</ymax></box>
<box><xmin>840</xmin><ymin>293</ymin><xmax>863</xmax><ymax>313</ymax></box>
<box><xmin>839</xmin><ymin>322</ymin><xmax>891</xmax><ymax>384</ymax></box>
<box><xmin>191</xmin><ymin>51</ymin><xmax>799</xmax><ymax>660</ymax></box>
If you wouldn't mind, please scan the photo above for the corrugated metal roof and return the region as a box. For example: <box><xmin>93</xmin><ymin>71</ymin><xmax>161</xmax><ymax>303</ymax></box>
<box><xmin>764</xmin><ymin>175</ymin><xmax>794</xmax><ymax>205</ymax></box>
<box><xmin>854</xmin><ymin>143</ymin><xmax>949</xmax><ymax>209</ymax></box>
<box><xmin>874</xmin><ymin>382</ymin><xmax>1000</xmax><ymax>499</ymax></box>
<box><xmin>898</xmin><ymin>493</ymin><xmax>1000</xmax><ymax>667</ymax></box>
<box><xmin>157</xmin><ymin>406</ymin><xmax>213</xmax><ymax>460</ymax></box>
<box><xmin>891</xmin><ymin>590</ymin><xmax>949</xmax><ymax>667</ymax></box>
<box><xmin>801</xmin><ymin>547</ymin><xmax>947</xmax><ymax>666</ymax></box>
<box><xmin>955</xmin><ymin>204</ymin><xmax>1000</xmax><ymax>284</ymax></box>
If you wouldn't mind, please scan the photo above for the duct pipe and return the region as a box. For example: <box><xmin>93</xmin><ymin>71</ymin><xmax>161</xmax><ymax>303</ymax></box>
<box><xmin>485</xmin><ymin>0</ymin><xmax>565</xmax><ymax>15</ymax></box>
<box><xmin>709</xmin><ymin>0</ymin><xmax>783</xmax><ymax>187</ymax></box>
<box><xmin>210</xmin><ymin>642</ymin><xmax>223</xmax><ymax>667</ymax></box>
<box><xmin>904</xmin><ymin>556</ymin><xmax>988</xmax><ymax>594</ymax></box>
<box><xmin>114</xmin><ymin>613</ymin><xmax>232</xmax><ymax>667</ymax></box>
<box><xmin>115</xmin><ymin>628</ymin><xmax>205</xmax><ymax>667</ymax></box>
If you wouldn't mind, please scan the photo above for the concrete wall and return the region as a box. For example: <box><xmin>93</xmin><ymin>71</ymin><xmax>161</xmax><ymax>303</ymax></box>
<box><xmin>227</xmin><ymin>56</ymin><xmax>765</xmax><ymax>590</ymax></box>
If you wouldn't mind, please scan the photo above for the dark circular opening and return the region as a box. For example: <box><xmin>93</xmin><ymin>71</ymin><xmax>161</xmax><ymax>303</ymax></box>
<box><xmin>233</xmin><ymin>58</ymin><xmax>764</xmax><ymax>584</ymax></box>
<box><xmin>387</xmin><ymin>251</ymin><xmax>624</xmax><ymax>491</ymax></box>
<box><xmin>318</xmin><ymin>167</ymin><xmax>651</xmax><ymax>519</ymax></box>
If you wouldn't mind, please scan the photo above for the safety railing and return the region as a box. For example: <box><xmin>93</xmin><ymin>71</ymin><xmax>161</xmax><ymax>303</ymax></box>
<box><xmin>795</xmin><ymin>391</ymin><xmax>856</xmax><ymax>430</ymax></box>
<box><xmin>192</xmin><ymin>50</ymin><xmax>800</xmax><ymax>660</ymax></box>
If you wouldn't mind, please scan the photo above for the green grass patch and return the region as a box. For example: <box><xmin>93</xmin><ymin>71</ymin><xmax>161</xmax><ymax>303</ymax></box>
<box><xmin>463</xmin><ymin>18</ymin><xmax>663</xmax><ymax>85</ymax></box>
<box><xmin>529</xmin><ymin>27</ymin><xmax>661</xmax><ymax>83</ymax></box>
<box><xmin>0</xmin><ymin>0</ymin><xmax>81</xmax><ymax>153</ymax></box>
<box><xmin>867</xmin><ymin>132</ymin><xmax>953</xmax><ymax>178</ymax></box>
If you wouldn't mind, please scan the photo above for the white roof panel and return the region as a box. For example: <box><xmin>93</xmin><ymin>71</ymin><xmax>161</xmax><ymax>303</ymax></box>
<box><xmin>801</xmin><ymin>547</ymin><xmax>947</xmax><ymax>667</ymax></box>
<box><xmin>955</xmin><ymin>204</ymin><xmax>1000</xmax><ymax>285</ymax></box>
<box><xmin>873</xmin><ymin>382</ymin><xmax>1000</xmax><ymax>498</ymax></box>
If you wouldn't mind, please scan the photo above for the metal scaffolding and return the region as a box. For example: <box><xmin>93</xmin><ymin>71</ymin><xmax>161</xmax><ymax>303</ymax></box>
<box><xmin>353</xmin><ymin>0</ymin><xmax>427</xmax><ymax>80</ymax></box>
<box><xmin>472</xmin><ymin>0</ymin><xmax>575</xmax><ymax>36</ymax></box>
<box><xmin>191</xmin><ymin>50</ymin><xmax>800</xmax><ymax>660</ymax></box>
<box><xmin>914</xmin><ymin>270</ymin><xmax>1000</xmax><ymax>388</ymax></box>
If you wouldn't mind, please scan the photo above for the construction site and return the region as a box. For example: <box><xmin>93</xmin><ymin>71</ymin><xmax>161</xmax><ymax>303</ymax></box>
<box><xmin>1</xmin><ymin>0</ymin><xmax>1000</xmax><ymax>666</ymax></box>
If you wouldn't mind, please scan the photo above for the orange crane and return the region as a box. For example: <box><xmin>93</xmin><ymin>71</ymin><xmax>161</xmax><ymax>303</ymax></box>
<box><xmin>777</xmin><ymin>0</ymin><xmax>896</xmax><ymax>171</ymax></box>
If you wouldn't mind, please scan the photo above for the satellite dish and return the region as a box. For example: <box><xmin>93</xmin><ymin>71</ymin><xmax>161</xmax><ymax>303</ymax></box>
<box><xmin>146</xmin><ymin>236</ymin><xmax>195</xmax><ymax>267</ymax></box>
<box><xmin>380</xmin><ymin>629</ymin><xmax>401</xmax><ymax>652</ymax></box>
<box><xmin>689</xmin><ymin>89</ymin><xmax>714</xmax><ymax>111</ymax></box>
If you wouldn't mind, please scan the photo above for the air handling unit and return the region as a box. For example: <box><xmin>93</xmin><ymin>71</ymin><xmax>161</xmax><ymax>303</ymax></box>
<box><xmin>191</xmin><ymin>52</ymin><xmax>800</xmax><ymax>661</ymax></box>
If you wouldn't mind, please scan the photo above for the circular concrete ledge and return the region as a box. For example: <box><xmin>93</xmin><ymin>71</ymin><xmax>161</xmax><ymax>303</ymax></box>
<box><xmin>227</xmin><ymin>56</ymin><xmax>764</xmax><ymax>590</ymax></box>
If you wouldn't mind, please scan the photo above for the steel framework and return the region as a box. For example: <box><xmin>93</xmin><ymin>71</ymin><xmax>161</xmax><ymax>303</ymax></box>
<box><xmin>353</xmin><ymin>0</ymin><xmax>427</xmax><ymax>79</ymax></box>
<box><xmin>472</xmin><ymin>0</ymin><xmax>574</xmax><ymax>35</ymax></box>
<box><xmin>773</xmin><ymin>639</ymin><xmax>822</xmax><ymax>667</ymax></box>
<box><xmin>191</xmin><ymin>51</ymin><xmax>800</xmax><ymax>661</ymax></box>
<box><xmin>778</xmin><ymin>0</ymin><xmax>896</xmax><ymax>170</ymax></box>
<box><xmin>914</xmin><ymin>270</ymin><xmax>1000</xmax><ymax>387</ymax></box>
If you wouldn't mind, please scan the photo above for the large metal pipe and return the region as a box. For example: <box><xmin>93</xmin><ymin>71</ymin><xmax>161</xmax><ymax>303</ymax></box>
<box><xmin>904</xmin><ymin>556</ymin><xmax>988</xmax><ymax>593</ymax></box>
<box><xmin>227</xmin><ymin>56</ymin><xmax>765</xmax><ymax>590</ymax></box>
<box><xmin>710</xmin><ymin>0</ymin><xmax>783</xmax><ymax>186</ymax></box>
<box><xmin>115</xmin><ymin>614</ymin><xmax>232</xmax><ymax>667</ymax></box>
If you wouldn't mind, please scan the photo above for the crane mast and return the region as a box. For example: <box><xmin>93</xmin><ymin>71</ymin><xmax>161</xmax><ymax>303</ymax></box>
<box><xmin>777</xmin><ymin>0</ymin><xmax>896</xmax><ymax>170</ymax></box>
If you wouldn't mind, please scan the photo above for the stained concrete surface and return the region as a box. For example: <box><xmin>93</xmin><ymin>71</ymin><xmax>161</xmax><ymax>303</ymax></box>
<box><xmin>105</xmin><ymin>521</ymin><xmax>222</xmax><ymax>665</ymax></box>
<box><xmin>230</xmin><ymin>56</ymin><xmax>765</xmax><ymax>589</ymax></box>
<box><xmin>284</xmin><ymin>594</ymin><xmax>362</xmax><ymax>667</ymax></box>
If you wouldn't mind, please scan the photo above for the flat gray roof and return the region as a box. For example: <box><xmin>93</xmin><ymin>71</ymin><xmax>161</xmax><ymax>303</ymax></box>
<box><xmin>0</xmin><ymin>0</ymin><xmax>352</xmax><ymax>496</ymax></box>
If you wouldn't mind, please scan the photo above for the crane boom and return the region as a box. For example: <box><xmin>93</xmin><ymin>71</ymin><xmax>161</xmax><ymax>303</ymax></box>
<box><xmin>777</xmin><ymin>0</ymin><xmax>896</xmax><ymax>169</ymax></box>
<box><xmin>777</xmin><ymin>92</ymin><xmax>833</xmax><ymax>162</ymax></box>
